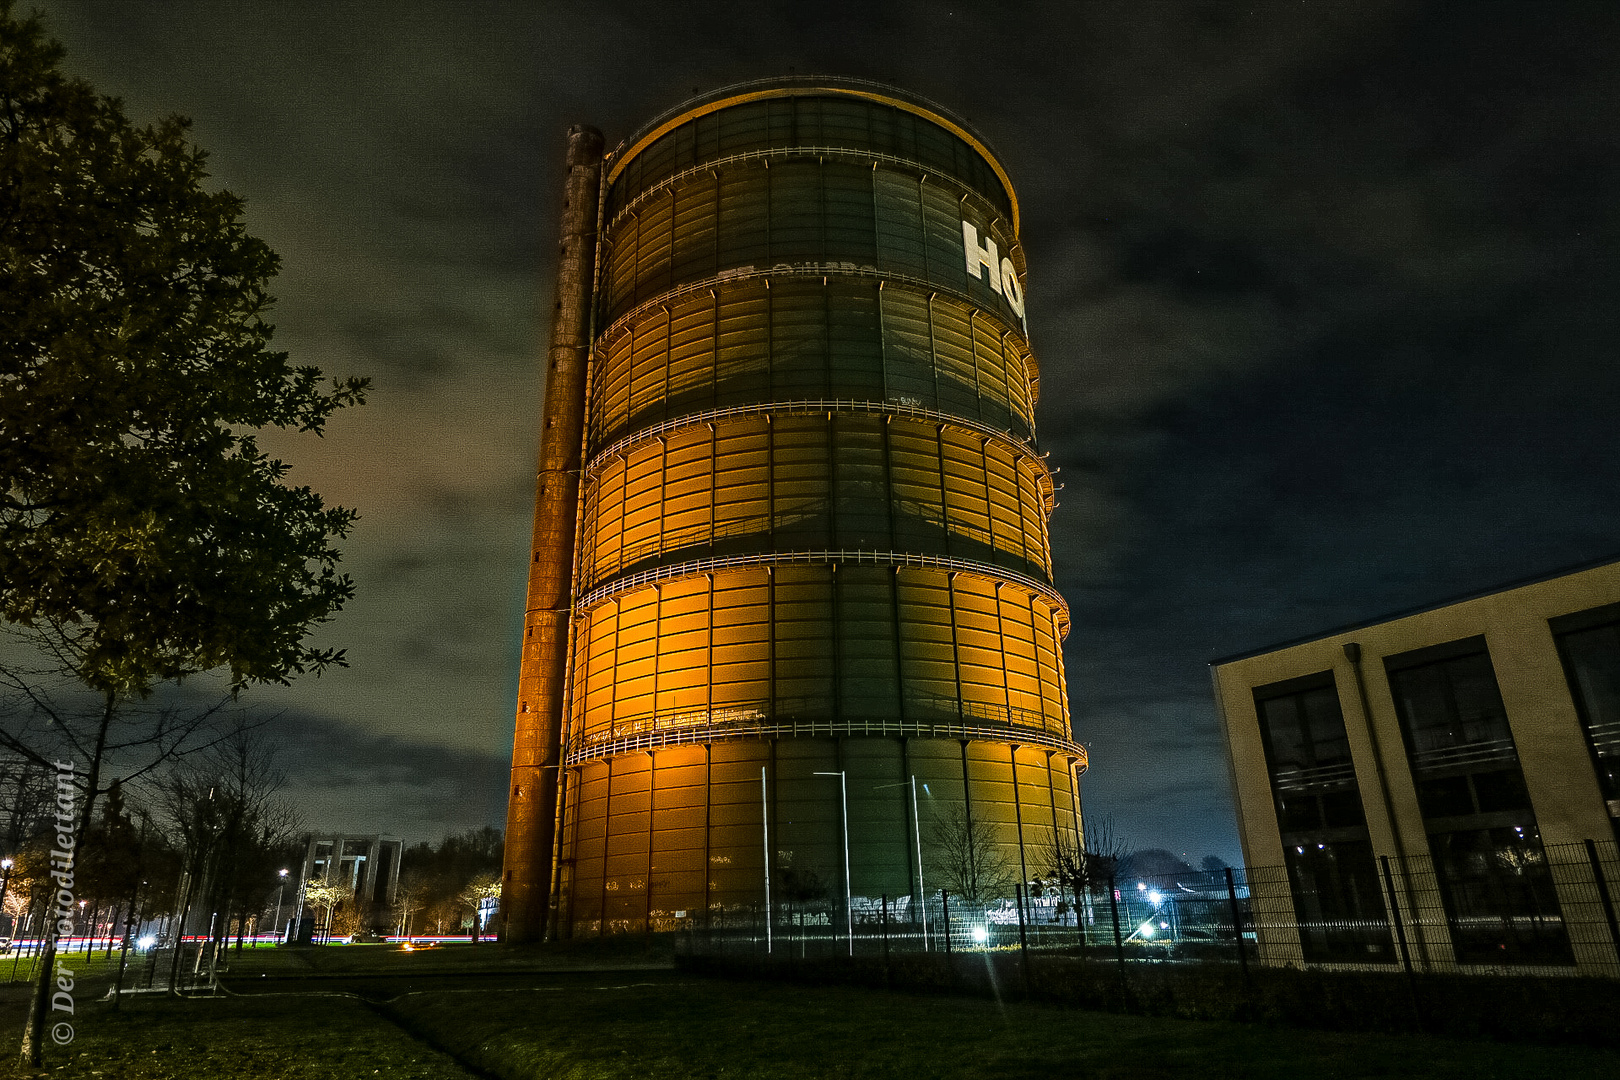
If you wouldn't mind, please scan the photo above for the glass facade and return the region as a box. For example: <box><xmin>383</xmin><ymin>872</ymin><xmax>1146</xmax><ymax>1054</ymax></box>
<box><xmin>1552</xmin><ymin>602</ymin><xmax>1620</xmax><ymax>826</ymax></box>
<box><xmin>1253</xmin><ymin>674</ymin><xmax>1391</xmax><ymax>962</ymax></box>
<box><xmin>554</xmin><ymin>81</ymin><xmax>1082</xmax><ymax>937</ymax></box>
<box><xmin>1385</xmin><ymin>638</ymin><xmax>1573</xmax><ymax>965</ymax></box>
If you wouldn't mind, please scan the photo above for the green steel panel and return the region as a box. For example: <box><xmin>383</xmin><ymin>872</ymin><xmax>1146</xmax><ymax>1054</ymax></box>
<box><xmin>606</xmin><ymin>95</ymin><xmax>1014</xmax><ymax>225</ymax></box>
<box><xmin>600</xmin><ymin>158</ymin><xmax>1021</xmax><ymax>328</ymax></box>
<box><xmin>590</xmin><ymin>279</ymin><xmax>1035</xmax><ymax>449</ymax></box>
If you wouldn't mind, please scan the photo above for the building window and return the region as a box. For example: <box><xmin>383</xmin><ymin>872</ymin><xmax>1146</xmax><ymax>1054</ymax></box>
<box><xmin>1426</xmin><ymin>826</ymin><xmax>1574</xmax><ymax>966</ymax></box>
<box><xmin>1385</xmin><ymin>637</ymin><xmax>1572</xmax><ymax>966</ymax></box>
<box><xmin>1254</xmin><ymin>673</ymin><xmax>1391</xmax><ymax>963</ymax></box>
<box><xmin>1551</xmin><ymin>602</ymin><xmax>1620</xmax><ymax>822</ymax></box>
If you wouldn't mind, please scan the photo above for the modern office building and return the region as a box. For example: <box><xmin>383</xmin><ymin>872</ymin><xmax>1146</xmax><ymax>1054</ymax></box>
<box><xmin>1212</xmin><ymin>557</ymin><xmax>1620</xmax><ymax>975</ymax></box>
<box><xmin>505</xmin><ymin>78</ymin><xmax>1086</xmax><ymax>942</ymax></box>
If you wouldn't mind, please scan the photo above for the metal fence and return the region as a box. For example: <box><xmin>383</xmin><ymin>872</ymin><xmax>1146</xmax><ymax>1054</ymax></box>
<box><xmin>677</xmin><ymin>837</ymin><xmax>1620</xmax><ymax>980</ymax></box>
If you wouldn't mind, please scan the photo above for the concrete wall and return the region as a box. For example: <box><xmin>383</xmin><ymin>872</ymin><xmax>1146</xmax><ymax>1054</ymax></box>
<box><xmin>1213</xmin><ymin>559</ymin><xmax>1620</xmax><ymax>974</ymax></box>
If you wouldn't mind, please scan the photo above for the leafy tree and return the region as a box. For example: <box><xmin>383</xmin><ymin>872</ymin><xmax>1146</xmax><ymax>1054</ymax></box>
<box><xmin>0</xmin><ymin>4</ymin><xmax>365</xmax><ymax>1062</ymax></box>
<box><xmin>0</xmin><ymin>754</ymin><xmax>54</xmax><ymax>872</ymax></box>
<box><xmin>300</xmin><ymin>880</ymin><xmax>352</xmax><ymax>940</ymax></box>
<box><xmin>76</xmin><ymin>780</ymin><xmax>142</xmax><ymax>923</ymax></box>
<box><xmin>458</xmin><ymin>874</ymin><xmax>501</xmax><ymax>943</ymax></box>
<box><xmin>150</xmin><ymin>730</ymin><xmax>299</xmax><ymax>977</ymax></box>
<box><xmin>328</xmin><ymin>893</ymin><xmax>368</xmax><ymax>940</ymax></box>
<box><xmin>0</xmin><ymin>842</ymin><xmax>46</xmax><ymax>933</ymax></box>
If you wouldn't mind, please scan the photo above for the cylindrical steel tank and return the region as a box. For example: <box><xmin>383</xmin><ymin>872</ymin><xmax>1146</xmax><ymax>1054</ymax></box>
<box><xmin>548</xmin><ymin>78</ymin><xmax>1085</xmax><ymax>937</ymax></box>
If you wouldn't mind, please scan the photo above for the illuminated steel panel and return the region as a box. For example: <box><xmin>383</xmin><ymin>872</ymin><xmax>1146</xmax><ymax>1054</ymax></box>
<box><xmin>524</xmin><ymin>79</ymin><xmax>1086</xmax><ymax>938</ymax></box>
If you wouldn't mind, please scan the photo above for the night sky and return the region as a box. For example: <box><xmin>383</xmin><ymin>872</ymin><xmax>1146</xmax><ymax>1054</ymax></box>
<box><xmin>33</xmin><ymin>1</ymin><xmax>1620</xmax><ymax>864</ymax></box>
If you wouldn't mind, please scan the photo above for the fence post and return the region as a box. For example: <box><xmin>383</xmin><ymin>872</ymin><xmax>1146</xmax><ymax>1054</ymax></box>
<box><xmin>941</xmin><ymin>890</ymin><xmax>952</xmax><ymax>958</ymax></box>
<box><xmin>1107</xmin><ymin>872</ymin><xmax>1124</xmax><ymax>972</ymax></box>
<box><xmin>881</xmin><ymin>894</ymin><xmax>891</xmax><ymax>985</ymax></box>
<box><xmin>1074</xmin><ymin>877</ymin><xmax>1087</xmax><ymax>954</ymax></box>
<box><xmin>1584</xmin><ymin>839</ymin><xmax>1620</xmax><ymax>969</ymax></box>
<box><xmin>1379</xmin><ymin>855</ymin><xmax>1415</xmax><ymax>978</ymax></box>
<box><xmin>1015</xmin><ymin>883</ymin><xmax>1031</xmax><ymax>992</ymax></box>
<box><xmin>1223</xmin><ymin>867</ymin><xmax>1249</xmax><ymax>978</ymax></box>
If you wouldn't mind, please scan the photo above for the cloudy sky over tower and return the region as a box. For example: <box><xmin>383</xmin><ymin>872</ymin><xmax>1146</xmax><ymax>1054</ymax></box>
<box><xmin>30</xmin><ymin>0</ymin><xmax>1620</xmax><ymax>861</ymax></box>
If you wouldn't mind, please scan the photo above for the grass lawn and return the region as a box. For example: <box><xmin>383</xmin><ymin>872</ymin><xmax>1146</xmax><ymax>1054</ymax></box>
<box><xmin>229</xmin><ymin>936</ymin><xmax>674</xmax><ymax>977</ymax></box>
<box><xmin>1</xmin><ymin>934</ymin><xmax>665</xmax><ymax>989</ymax></box>
<box><xmin>0</xmin><ymin>986</ymin><xmax>480</xmax><ymax>1079</ymax></box>
<box><xmin>0</xmin><ymin>942</ymin><xmax>1616</xmax><ymax>1078</ymax></box>
<box><xmin>0</xmin><ymin>947</ymin><xmax>137</xmax><ymax>986</ymax></box>
<box><xmin>392</xmin><ymin>975</ymin><xmax>1620</xmax><ymax>1080</ymax></box>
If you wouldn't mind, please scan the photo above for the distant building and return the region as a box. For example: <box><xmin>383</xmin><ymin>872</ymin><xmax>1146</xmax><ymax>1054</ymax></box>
<box><xmin>291</xmin><ymin>834</ymin><xmax>402</xmax><ymax>939</ymax></box>
<box><xmin>1212</xmin><ymin>557</ymin><xmax>1620</xmax><ymax>975</ymax></box>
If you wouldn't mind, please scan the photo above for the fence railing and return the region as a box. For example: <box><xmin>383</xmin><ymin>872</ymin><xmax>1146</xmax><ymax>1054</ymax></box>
<box><xmin>565</xmin><ymin>703</ymin><xmax>1083</xmax><ymax>763</ymax></box>
<box><xmin>675</xmin><ymin>837</ymin><xmax>1620</xmax><ymax>979</ymax></box>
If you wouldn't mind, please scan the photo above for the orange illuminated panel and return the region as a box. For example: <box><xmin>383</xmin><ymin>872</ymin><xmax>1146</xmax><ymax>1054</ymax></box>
<box><xmin>580</xmin><ymin>415</ymin><xmax>1055</xmax><ymax>589</ymax></box>
<box><xmin>570</xmin><ymin>564</ymin><xmax>1068</xmax><ymax>745</ymax></box>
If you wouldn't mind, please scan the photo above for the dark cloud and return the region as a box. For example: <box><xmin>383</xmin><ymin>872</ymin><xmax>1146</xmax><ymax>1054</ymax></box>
<box><xmin>32</xmin><ymin>0</ymin><xmax>1620</xmax><ymax>864</ymax></box>
<box><xmin>267</xmin><ymin>709</ymin><xmax>512</xmax><ymax>844</ymax></box>
<box><xmin>1035</xmin><ymin>1</ymin><xmax>1620</xmax><ymax>861</ymax></box>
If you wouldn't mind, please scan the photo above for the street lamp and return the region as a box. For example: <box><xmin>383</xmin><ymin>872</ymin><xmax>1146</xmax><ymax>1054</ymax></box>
<box><xmin>0</xmin><ymin>857</ymin><xmax>13</xmax><ymax>938</ymax></box>
<box><xmin>272</xmin><ymin>869</ymin><xmax>289</xmax><ymax>943</ymax></box>
<box><xmin>760</xmin><ymin>768</ymin><xmax>772</xmax><ymax>955</ymax></box>
<box><xmin>875</xmin><ymin>777</ymin><xmax>926</xmax><ymax>949</ymax></box>
<box><xmin>813</xmin><ymin>771</ymin><xmax>852</xmax><ymax>956</ymax></box>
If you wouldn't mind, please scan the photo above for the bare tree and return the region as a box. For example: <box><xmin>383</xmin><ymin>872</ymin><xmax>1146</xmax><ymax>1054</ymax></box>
<box><xmin>0</xmin><ymin>637</ymin><xmax>246</xmax><ymax>787</ymax></box>
<box><xmin>396</xmin><ymin>828</ymin><xmax>506</xmax><ymax>939</ymax></box>
<box><xmin>1084</xmin><ymin>814</ymin><xmax>1131</xmax><ymax>879</ymax></box>
<box><xmin>393</xmin><ymin>871</ymin><xmax>435</xmax><ymax>939</ymax></box>
<box><xmin>923</xmin><ymin>803</ymin><xmax>1015</xmax><ymax>905</ymax></box>
<box><xmin>0</xmin><ymin>755</ymin><xmax>54</xmax><ymax>859</ymax></box>
<box><xmin>148</xmin><ymin>729</ymin><xmax>300</xmax><ymax>982</ymax></box>
<box><xmin>1036</xmin><ymin>812</ymin><xmax>1132</xmax><ymax>904</ymax></box>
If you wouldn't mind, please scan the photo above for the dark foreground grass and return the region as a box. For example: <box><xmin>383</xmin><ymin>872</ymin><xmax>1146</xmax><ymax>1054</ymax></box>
<box><xmin>0</xmin><ymin>986</ymin><xmax>479</xmax><ymax>1079</ymax></box>
<box><xmin>3</xmin><ymin>933</ymin><xmax>675</xmax><ymax>987</ymax></box>
<box><xmin>392</xmin><ymin>976</ymin><xmax>1620</xmax><ymax>1080</ymax></box>
<box><xmin>230</xmin><ymin>935</ymin><xmax>674</xmax><ymax>978</ymax></box>
<box><xmin>3</xmin><ymin>943</ymin><xmax>1618</xmax><ymax>1078</ymax></box>
<box><xmin>681</xmin><ymin>950</ymin><xmax>1620</xmax><ymax>1047</ymax></box>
